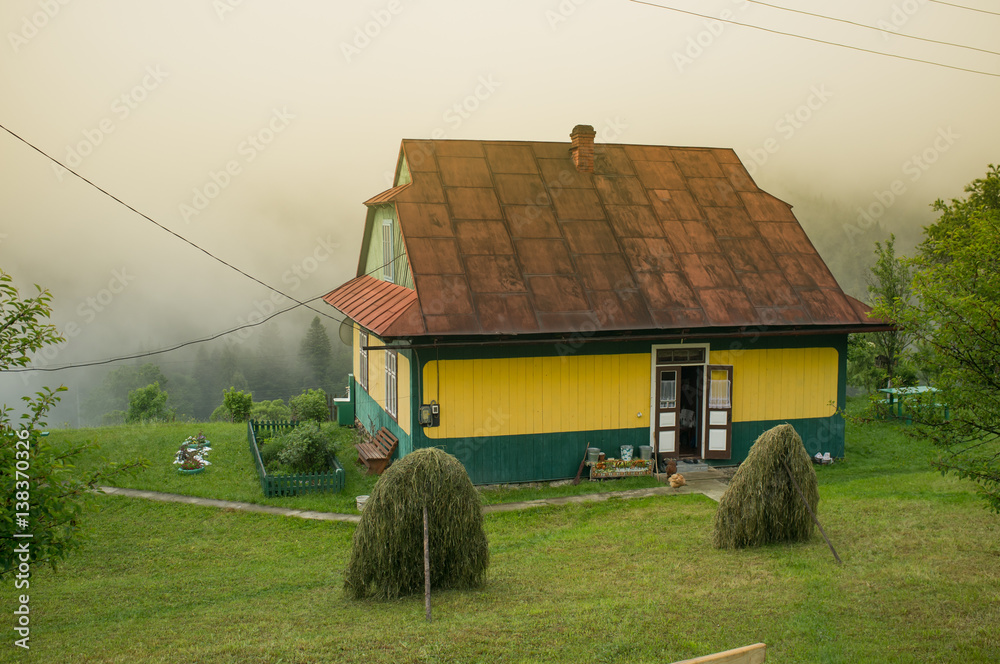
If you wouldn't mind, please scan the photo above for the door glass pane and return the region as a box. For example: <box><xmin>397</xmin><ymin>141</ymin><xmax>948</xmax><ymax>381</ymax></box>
<box><xmin>659</xmin><ymin>371</ymin><xmax>676</xmax><ymax>409</ymax></box>
<box><xmin>709</xmin><ymin>373</ymin><xmax>731</xmax><ymax>408</ymax></box>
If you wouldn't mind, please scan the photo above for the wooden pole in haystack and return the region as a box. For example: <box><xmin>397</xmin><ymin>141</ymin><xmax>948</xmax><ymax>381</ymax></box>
<box><xmin>423</xmin><ymin>504</ymin><xmax>431</xmax><ymax>622</ymax></box>
<box><xmin>781</xmin><ymin>457</ymin><xmax>842</xmax><ymax>565</ymax></box>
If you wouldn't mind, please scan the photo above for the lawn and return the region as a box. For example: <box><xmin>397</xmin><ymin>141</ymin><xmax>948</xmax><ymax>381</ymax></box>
<box><xmin>3</xmin><ymin>406</ymin><xmax>998</xmax><ymax>663</ymax></box>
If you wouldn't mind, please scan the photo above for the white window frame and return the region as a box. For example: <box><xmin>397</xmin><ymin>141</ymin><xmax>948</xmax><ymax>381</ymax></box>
<box><xmin>358</xmin><ymin>331</ymin><xmax>369</xmax><ymax>391</ymax></box>
<box><xmin>385</xmin><ymin>349</ymin><xmax>397</xmax><ymax>419</ymax></box>
<box><xmin>382</xmin><ymin>219</ymin><xmax>394</xmax><ymax>283</ymax></box>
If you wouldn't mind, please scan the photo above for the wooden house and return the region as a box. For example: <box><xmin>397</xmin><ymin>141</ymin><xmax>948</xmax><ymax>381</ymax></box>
<box><xmin>323</xmin><ymin>125</ymin><xmax>889</xmax><ymax>484</ymax></box>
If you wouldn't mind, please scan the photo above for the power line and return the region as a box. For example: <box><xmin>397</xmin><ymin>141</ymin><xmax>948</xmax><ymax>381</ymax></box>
<box><xmin>0</xmin><ymin>122</ymin><xmax>340</xmax><ymax>323</ymax></box>
<box><xmin>745</xmin><ymin>0</ymin><xmax>1000</xmax><ymax>56</ymax></box>
<box><xmin>629</xmin><ymin>0</ymin><xmax>1000</xmax><ymax>78</ymax></box>
<box><xmin>929</xmin><ymin>0</ymin><xmax>1000</xmax><ymax>17</ymax></box>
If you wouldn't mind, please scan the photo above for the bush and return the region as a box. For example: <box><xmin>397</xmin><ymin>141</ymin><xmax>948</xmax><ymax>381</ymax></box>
<box><xmin>223</xmin><ymin>387</ymin><xmax>253</xmax><ymax>423</ymax></box>
<box><xmin>344</xmin><ymin>447</ymin><xmax>489</xmax><ymax>600</ymax></box>
<box><xmin>251</xmin><ymin>399</ymin><xmax>292</xmax><ymax>422</ymax></box>
<box><xmin>275</xmin><ymin>422</ymin><xmax>334</xmax><ymax>474</ymax></box>
<box><xmin>259</xmin><ymin>437</ymin><xmax>288</xmax><ymax>472</ymax></box>
<box><xmin>125</xmin><ymin>382</ymin><xmax>173</xmax><ymax>424</ymax></box>
<box><xmin>290</xmin><ymin>388</ymin><xmax>328</xmax><ymax>423</ymax></box>
<box><xmin>209</xmin><ymin>404</ymin><xmax>231</xmax><ymax>423</ymax></box>
<box><xmin>713</xmin><ymin>424</ymin><xmax>818</xmax><ymax>549</ymax></box>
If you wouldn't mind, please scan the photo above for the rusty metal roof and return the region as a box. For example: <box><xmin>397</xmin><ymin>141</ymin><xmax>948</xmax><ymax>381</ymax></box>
<box><xmin>325</xmin><ymin>134</ymin><xmax>888</xmax><ymax>337</ymax></box>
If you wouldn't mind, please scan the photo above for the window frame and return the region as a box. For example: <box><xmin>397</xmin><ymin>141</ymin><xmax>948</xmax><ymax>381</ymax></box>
<box><xmin>358</xmin><ymin>330</ymin><xmax>369</xmax><ymax>392</ymax></box>
<box><xmin>385</xmin><ymin>348</ymin><xmax>397</xmax><ymax>419</ymax></box>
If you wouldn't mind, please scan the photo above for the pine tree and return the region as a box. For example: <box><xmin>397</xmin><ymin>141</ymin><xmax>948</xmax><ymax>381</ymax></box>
<box><xmin>299</xmin><ymin>317</ymin><xmax>333</xmax><ymax>391</ymax></box>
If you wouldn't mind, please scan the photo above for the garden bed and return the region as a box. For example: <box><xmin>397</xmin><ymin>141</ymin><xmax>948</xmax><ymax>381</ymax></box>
<box><xmin>248</xmin><ymin>420</ymin><xmax>345</xmax><ymax>497</ymax></box>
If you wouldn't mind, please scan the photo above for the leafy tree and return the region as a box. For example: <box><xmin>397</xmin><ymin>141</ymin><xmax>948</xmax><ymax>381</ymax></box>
<box><xmin>1</xmin><ymin>270</ymin><xmax>146</xmax><ymax>577</ymax></box>
<box><xmin>83</xmin><ymin>363</ymin><xmax>168</xmax><ymax>426</ymax></box>
<box><xmin>124</xmin><ymin>382</ymin><xmax>173</xmax><ymax>423</ymax></box>
<box><xmin>251</xmin><ymin>399</ymin><xmax>292</xmax><ymax>421</ymax></box>
<box><xmin>873</xmin><ymin>165</ymin><xmax>1000</xmax><ymax>512</ymax></box>
<box><xmin>291</xmin><ymin>388</ymin><xmax>328</xmax><ymax>423</ymax></box>
<box><xmin>299</xmin><ymin>316</ymin><xmax>333</xmax><ymax>391</ymax></box>
<box><xmin>222</xmin><ymin>387</ymin><xmax>253</xmax><ymax>422</ymax></box>
<box><xmin>864</xmin><ymin>234</ymin><xmax>913</xmax><ymax>388</ymax></box>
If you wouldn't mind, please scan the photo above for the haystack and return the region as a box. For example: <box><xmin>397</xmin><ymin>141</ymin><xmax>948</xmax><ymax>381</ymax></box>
<box><xmin>712</xmin><ymin>423</ymin><xmax>818</xmax><ymax>549</ymax></box>
<box><xmin>344</xmin><ymin>447</ymin><xmax>489</xmax><ymax>599</ymax></box>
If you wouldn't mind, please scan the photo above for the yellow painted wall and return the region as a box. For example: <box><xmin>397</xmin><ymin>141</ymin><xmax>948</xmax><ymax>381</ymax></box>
<box><xmin>352</xmin><ymin>326</ymin><xmax>410</xmax><ymax>435</ymax></box>
<box><xmin>709</xmin><ymin>348</ymin><xmax>838</xmax><ymax>422</ymax></box>
<box><xmin>422</xmin><ymin>354</ymin><xmax>652</xmax><ymax>439</ymax></box>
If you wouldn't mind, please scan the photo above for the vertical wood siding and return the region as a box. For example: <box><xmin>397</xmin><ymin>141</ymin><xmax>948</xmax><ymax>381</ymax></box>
<box><xmin>709</xmin><ymin>347</ymin><xmax>839</xmax><ymax>422</ymax></box>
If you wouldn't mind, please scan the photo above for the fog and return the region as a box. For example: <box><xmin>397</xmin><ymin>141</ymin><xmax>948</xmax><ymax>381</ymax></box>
<box><xmin>2</xmin><ymin>0</ymin><xmax>997</xmax><ymax>424</ymax></box>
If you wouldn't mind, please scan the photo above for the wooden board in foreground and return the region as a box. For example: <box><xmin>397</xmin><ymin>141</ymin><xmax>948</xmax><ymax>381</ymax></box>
<box><xmin>670</xmin><ymin>643</ymin><xmax>766</xmax><ymax>664</ymax></box>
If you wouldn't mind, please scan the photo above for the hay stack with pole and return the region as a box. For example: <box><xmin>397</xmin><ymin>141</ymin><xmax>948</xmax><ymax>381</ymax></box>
<box><xmin>713</xmin><ymin>423</ymin><xmax>819</xmax><ymax>550</ymax></box>
<box><xmin>344</xmin><ymin>447</ymin><xmax>489</xmax><ymax>601</ymax></box>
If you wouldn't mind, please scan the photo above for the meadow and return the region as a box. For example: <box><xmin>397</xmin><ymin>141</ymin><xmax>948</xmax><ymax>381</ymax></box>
<box><xmin>1</xmin><ymin>406</ymin><xmax>997</xmax><ymax>663</ymax></box>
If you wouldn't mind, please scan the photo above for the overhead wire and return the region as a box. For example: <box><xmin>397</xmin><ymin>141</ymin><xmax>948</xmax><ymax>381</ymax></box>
<box><xmin>928</xmin><ymin>0</ymin><xmax>1000</xmax><ymax>17</ymax></box>
<box><xmin>743</xmin><ymin>0</ymin><xmax>1000</xmax><ymax>56</ymax></box>
<box><xmin>0</xmin><ymin>121</ymin><xmax>340</xmax><ymax>323</ymax></box>
<box><xmin>629</xmin><ymin>0</ymin><xmax>1000</xmax><ymax>78</ymax></box>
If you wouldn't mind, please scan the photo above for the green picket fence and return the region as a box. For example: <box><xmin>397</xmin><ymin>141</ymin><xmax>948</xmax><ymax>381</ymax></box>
<box><xmin>247</xmin><ymin>420</ymin><xmax>345</xmax><ymax>497</ymax></box>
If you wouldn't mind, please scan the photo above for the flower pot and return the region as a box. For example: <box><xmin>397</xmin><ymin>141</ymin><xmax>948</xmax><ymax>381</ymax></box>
<box><xmin>177</xmin><ymin>466</ymin><xmax>204</xmax><ymax>474</ymax></box>
<box><xmin>620</xmin><ymin>445</ymin><xmax>633</xmax><ymax>461</ymax></box>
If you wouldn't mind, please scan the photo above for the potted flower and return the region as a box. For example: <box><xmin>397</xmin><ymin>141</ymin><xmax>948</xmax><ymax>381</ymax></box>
<box><xmin>182</xmin><ymin>432</ymin><xmax>210</xmax><ymax>449</ymax></box>
<box><xmin>174</xmin><ymin>443</ymin><xmax>211</xmax><ymax>474</ymax></box>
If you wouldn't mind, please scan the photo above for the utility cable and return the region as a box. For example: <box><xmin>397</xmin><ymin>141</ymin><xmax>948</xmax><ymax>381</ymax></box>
<box><xmin>629</xmin><ymin>0</ymin><xmax>1000</xmax><ymax>78</ymax></box>
<box><xmin>0</xmin><ymin>121</ymin><xmax>339</xmax><ymax>323</ymax></box>
<box><xmin>928</xmin><ymin>0</ymin><xmax>1000</xmax><ymax>17</ymax></box>
<box><xmin>744</xmin><ymin>0</ymin><xmax>1000</xmax><ymax>56</ymax></box>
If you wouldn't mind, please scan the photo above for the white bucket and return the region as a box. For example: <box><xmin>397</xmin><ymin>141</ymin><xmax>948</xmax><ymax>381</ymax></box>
<box><xmin>356</xmin><ymin>495</ymin><xmax>370</xmax><ymax>511</ymax></box>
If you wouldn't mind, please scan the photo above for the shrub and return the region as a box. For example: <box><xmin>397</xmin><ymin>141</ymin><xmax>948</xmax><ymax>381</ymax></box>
<box><xmin>275</xmin><ymin>422</ymin><xmax>334</xmax><ymax>473</ymax></box>
<box><xmin>209</xmin><ymin>404</ymin><xmax>231</xmax><ymax>423</ymax></box>
<box><xmin>259</xmin><ymin>437</ymin><xmax>288</xmax><ymax>472</ymax></box>
<box><xmin>290</xmin><ymin>388</ymin><xmax>328</xmax><ymax>423</ymax></box>
<box><xmin>713</xmin><ymin>423</ymin><xmax>818</xmax><ymax>549</ymax></box>
<box><xmin>125</xmin><ymin>382</ymin><xmax>173</xmax><ymax>424</ymax></box>
<box><xmin>223</xmin><ymin>387</ymin><xmax>253</xmax><ymax>423</ymax></box>
<box><xmin>251</xmin><ymin>399</ymin><xmax>292</xmax><ymax>422</ymax></box>
<box><xmin>344</xmin><ymin>447</ymin><xmax>489</xmax><ymax>600</ymax></box>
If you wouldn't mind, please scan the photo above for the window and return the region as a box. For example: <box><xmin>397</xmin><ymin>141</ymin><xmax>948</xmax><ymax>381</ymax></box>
<box><xmin>656</xmin><ymin>348</ymin><xmax>705</xmax><ymax>365</ymax></box>
<box><xmin>358</xmin><ymin>331</ymin><xmax>369</xmax><ymax>391</ymax></box>
<box><xmin>709</xmin><ymin>369</ymin><xmax>731</xmax><ymax>408</ymax></box>
<box><xmin>382</xmin><ymin>219</ymin><xmax>394</xmax><ymax>283</ymax></box>
<box><xmin>659</xmin><ymin>370</ymin><xmax>677</xmax><ymax>409</ymax></box>
<box><xmin>385</xmin><ymin>349</ymin><xmax>397</xmax><ymax>418</ymax></box>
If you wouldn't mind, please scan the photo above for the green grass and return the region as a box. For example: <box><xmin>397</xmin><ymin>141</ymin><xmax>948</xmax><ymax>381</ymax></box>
<box><xmin>5</xmin><ymin>402</ymin><xmax>998</xmax><ymax>662</ymax></box>
<box><xmin>55</xmin><ymin>421</ymin><xmax>664</xmax><ymax>512</ymax></box>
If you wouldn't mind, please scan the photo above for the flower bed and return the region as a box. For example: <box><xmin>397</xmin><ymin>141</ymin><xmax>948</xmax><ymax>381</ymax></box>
<box><xmin>247</xmin><ymin>420</ymin><xmax>345</xmax><ymax>497</ymax></box>
<box><xmin>589</xmin><ymin>458</ymin><xmax>653</xmax><ymax>480</ymax></box>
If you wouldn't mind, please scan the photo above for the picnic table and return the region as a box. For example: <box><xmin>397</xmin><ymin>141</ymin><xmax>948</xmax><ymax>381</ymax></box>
<box><xmin>878</xmin><ymin>386</ymin><xmax>948</xmax><ymax>423</ymax></box>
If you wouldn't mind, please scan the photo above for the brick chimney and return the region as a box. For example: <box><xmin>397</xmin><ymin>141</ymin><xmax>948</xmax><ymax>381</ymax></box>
<box><xmin>570</xmin><ymin>124</ymin><xmax>596</xmax><ymax>173</ymax></box>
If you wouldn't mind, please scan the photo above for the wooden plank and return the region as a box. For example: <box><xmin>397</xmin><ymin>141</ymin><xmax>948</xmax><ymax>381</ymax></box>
<box><xmin>670</xmin><ymin>643</ymin><xmax>765</xmax><ymax>664</ymax></box>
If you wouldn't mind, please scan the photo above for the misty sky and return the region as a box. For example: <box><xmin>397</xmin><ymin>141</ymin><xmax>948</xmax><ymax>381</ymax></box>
<box><xmin>1</xmin><ymin>0</ymin><xmax>998</xmax><ymax>406</ymax></box>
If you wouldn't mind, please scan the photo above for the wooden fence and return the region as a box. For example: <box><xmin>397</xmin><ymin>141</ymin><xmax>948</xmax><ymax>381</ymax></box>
<box><xmin>247</xmin><ymin>420</ymin><xmax>345</xmax><ymax>497</ymax></box>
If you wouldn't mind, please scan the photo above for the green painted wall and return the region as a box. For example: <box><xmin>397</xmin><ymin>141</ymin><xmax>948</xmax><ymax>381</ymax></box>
<box><xmin>351</xmin><ymin>374</ymin><xmax>411</xmax><ymax>460</ymax></box>
<box><xmin>362</xmin><ymin>205</ymin><xmax>413</xmax><ymax>289</ymax></box>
